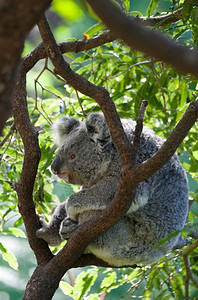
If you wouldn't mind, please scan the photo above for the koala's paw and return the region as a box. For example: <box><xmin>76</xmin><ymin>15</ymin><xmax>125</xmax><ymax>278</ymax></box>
<box><xmin>60</xmin><ymin>217</ymin><xmax>78</xmax><ymax>240</ymax></box>
<box><xmin>36</xmin><ymin>215</ymin><xmax>62</xmax><ymax>247</ymax></box>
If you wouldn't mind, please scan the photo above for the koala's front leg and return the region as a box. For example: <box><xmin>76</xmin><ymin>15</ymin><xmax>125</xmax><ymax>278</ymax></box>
<box><xmin>66</xmin><ymin>177</ymin><xmax>118</xmax><ymax>221</ymax></box>
<box><xmin>36</xmin><ymin>201</ymin><xmax>67</xmax><ymax>246</ymax></box>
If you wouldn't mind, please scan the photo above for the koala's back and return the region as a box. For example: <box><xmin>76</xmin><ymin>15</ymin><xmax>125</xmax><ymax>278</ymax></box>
<box><xmin>87</xmin><ymin>117</ymin><xmax>188</xmax><ymax>266</ymax></box>
<box><xmin>125</xmin><ymin>118</ymin><xmax>188</xmax><ymax>245</ymax></box>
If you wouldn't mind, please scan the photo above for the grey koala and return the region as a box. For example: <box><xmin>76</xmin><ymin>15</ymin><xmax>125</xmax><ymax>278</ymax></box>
<box><xmin>36</xmin><ymin>113</ymin><xmax>188</xmax><ymax>266</ymax></box>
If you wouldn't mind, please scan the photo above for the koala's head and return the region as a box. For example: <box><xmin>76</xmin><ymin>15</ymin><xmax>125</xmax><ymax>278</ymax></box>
<box><xmin>51</xmin><ymin>113</ymin><xmax>114</xmax><ymax>187</ymax></box>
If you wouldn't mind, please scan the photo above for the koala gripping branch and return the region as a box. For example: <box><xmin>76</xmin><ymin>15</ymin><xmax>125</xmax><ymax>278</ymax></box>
<box><xmin>21</xmin><ymin>14</ymin><xmax>198</xmax><ymax>300</ymax></box>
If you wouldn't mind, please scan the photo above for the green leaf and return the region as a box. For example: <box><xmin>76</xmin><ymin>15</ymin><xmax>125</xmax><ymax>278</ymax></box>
<box><xmin>87</xmin><ymin>295</ymin><xmax>100</xmax><ymax>300</ymax></box>
<box><xmin>129</xmin><ymin>11</ymin><xmax>143</xmax><ymax>18</ymax></box>
<box><xmin>123</xmin><ymin>0</ymin><xmax>130</xmax><ymax>12</ymax></box>
<box><xmin>193</xmin><ymin>150</ymin><xmax>198</xmax><ymax>160</ymax></box>
<box><xmin>182</xmin><ymin>0</ymin><xmax>196</xmax><ymax>22</ymax></box>
<box><xmin>155</xmin><ymin>230</ymin><xmax>182</xmax><ymax>248</ymax></box>
<box><xmin>147</xmin><ymin>0</ymin><xmax>160</xmax><ymax>17</ymax></box>
<box><xmin>101</xmin><ymin>271</ymin><xmax>117</xmax><ymax>289</ymax></box>
<box><xmin>52</xmin><ymin>0</ymin><xmax>83</xmax><ymax>21</ymax></box>
<box><xmin>74</xmin><ymin>269</ymin><xmax>98</xmax><ymax>299</ymax></box>
<box><xmin>126</xmin><ymin>268</ymin><xmax>142</xmax><ymax>281</ymax></box>
<box><xmin>180</xmin><ymin>81</ymin><xmax>188</xmax><ymax>107</ymax></box>
<box><xmin>59</xmin><ymin>281</ymin><xmax>74</xmax><ymax>297</ymax></box>
<box><xmin>0</xmin><ymin>243</ymin><xmax>18</xmax><ymax>270</ymax></box>
<box><xmin>3</xmin><ymin>227</ymin><xmax>26</xmax><ymax>238</ymax></box>
<box><xmin>85</xmin><ymin>22</ymin><xmax>105</xmax><ymax>37</ymax></box>
<box><xmin>44</xmin><ymin>86</ymin><xmax>64</xmax><ymax>99</ymax></box>
<box><xmin>14</xmin><ymin>216</ymin><xmax>24</xmax><ymax>227</ymax></box>
<box><xmin>2</xmin><ymin>204</ymin><xmax>17</xmax><ymax>219</ymax></box>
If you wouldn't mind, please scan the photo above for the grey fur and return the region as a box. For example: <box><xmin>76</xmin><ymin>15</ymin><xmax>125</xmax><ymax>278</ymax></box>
<box><xmin>36</xmin><ymin>113</ymin><xmax>188</xmax><ymax>266</ymax></box>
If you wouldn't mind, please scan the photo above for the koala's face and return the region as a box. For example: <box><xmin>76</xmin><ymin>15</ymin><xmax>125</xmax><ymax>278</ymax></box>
<box><xmin>51</xmin><ymin>113</ymin><xmax>113</xmax><ymax>187</ymax></box>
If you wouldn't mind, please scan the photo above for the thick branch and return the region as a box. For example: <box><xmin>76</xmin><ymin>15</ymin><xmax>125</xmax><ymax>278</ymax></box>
<box><xmin>0</xmin><ymin>0</ymin><xmax>52</xmax><ymax>133</ymax></box>
<box><xmin>20</xmin><ymin>4</ymin><xmax>195</xmax><ymax>76</ymax></box>
<box><xmin>87</xmin><ymin>0</ymin><xmax>198</xmax><ymax>77</ymax></box>
<box><xmin>23</xmin><ymin>17</ymin><xmax>135</xmax><ymax>299</ymax></box>
<box><xmin>21</xmin><ymin>30</ymin><xmax>115</xmax><ymax>76</ymax></box>
<box><xmin>128</xmin><ymin>100</ymin><xmax>198</xmax><ymax>183</ymax></box>
<box><xmin>12</xmin><ymin>66</ymin><xmax>53</xmax><ymax>265</ymax></box>
<box><xmin>1</xmin><ymin>0</ymin><xmax>196</xmax><ymax>133</ymax></box>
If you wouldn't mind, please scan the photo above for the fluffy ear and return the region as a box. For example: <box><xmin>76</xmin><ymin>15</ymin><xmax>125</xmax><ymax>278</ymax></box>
<box><xmin>52</xmin><ymin>116</ymin><xmax>80</xmax><ymax>145</ymax></box>
<box><xmin>86</xmin><ymin>113</ymin><xmax>112</xmax><ymax>152</ymax></box>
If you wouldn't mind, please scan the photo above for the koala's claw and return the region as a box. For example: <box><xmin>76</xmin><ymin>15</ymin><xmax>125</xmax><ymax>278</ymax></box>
<box><xmin>60</xmin><ymin>217</ymin><xmax>78</xmax><ymax>240</ymax></box>
<box><xmin>37</xmin><ymin>214</ymin><xmax>48</xmax><ymax>227</ymax></box>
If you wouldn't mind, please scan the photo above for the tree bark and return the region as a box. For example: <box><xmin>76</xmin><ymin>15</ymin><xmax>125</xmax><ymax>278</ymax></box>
<box><xmin>0</xmin><ymin>0</ymin><xmax>52</xmax><ymax>133</ymax></box>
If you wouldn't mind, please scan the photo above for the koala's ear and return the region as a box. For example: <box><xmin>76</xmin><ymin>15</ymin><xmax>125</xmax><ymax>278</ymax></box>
<box><xmin>86</xmin><ymin>113</ymin><xmax>112</xmax><ymax>152</ymax></box>
<box><xmin>52</xmin><ymin>116</ymin><xmax>80</xmax><ymax>145</ymax></box>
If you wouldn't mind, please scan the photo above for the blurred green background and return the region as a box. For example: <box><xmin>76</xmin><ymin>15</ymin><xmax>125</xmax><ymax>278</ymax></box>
<box><xmin>1</xmin><ymin>0</ymin><xmax>198</xmax><ymax>299</ymax></box>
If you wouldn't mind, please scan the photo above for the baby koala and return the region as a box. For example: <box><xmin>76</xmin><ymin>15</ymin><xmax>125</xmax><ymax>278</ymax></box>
<box><xmin>36</xmin><ymin>113</ymin><xmax>188</xmax><ymax>266</ymax></box>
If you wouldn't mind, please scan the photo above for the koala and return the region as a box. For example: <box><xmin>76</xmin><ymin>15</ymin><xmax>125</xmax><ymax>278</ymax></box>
<box><xmin>36</xmin><ymin>113</ymin><xmax>189</xmax><ymax>267</ymax></box>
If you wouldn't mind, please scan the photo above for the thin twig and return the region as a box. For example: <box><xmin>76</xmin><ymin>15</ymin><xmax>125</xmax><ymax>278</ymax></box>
<box><xmin>34</xmin><ymin>57</ymin><xmax>48</xmax><ymax>107</ymax></box>
<box><xmin>75</xmin><ymin>90</ymin><xmax>87</xmax><ymax>118</ymax></box>
<box><xmin>182</xmin><ymin>239</ymin><xmax>198</xmax><ymax>256</ymax></box>
<box><xmin>132</xmin><ymin>100</ymin><xmax>148</xmax><ymax>163</ymax></box>
<box><xmin>151</xmin><ymin>59</ymin><xmax>172</xmax><ymax>130</ymax></box>
<box><xmin>0</xmin><ymin>123</ymin><xmax>15</xmax><ymax>147</ymax></box>
<box><xmin>182</xmin><ymin>239</ymin><xmax>198</xmax><ymax>297</ymax></box>
<box><xmin>107</xmin><ymin>60</ymin><xmax>151</xmax><ymax>80</ymax></box>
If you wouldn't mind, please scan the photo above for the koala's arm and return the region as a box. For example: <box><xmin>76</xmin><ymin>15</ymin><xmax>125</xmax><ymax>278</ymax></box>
<box><xmin>36</xmin><ymin>201</ymin><xmax>67</xmax><ymax>246</ymax></box>
<box><xmin>66</xmin><ymin>176</ymin><xmax>118</xmax><ymax>221</ymax></box>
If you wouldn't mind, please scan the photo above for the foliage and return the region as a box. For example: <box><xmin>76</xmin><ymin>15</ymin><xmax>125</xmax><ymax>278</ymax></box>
<box><xmin>0</xmin><ymin>0</ymin><xmax>198</xmax><ymax>299</ymax></box>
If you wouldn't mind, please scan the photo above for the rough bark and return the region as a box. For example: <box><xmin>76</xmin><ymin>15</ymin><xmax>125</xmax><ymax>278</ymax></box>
<box><xmin>0</xmin><ymin>0</ymin><xmax>52</xmax><ymax>133</ymax></box>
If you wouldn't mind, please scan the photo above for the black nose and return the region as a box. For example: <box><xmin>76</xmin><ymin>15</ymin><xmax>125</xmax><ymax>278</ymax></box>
<box><xmin>51</xmin><ymin>156</ymin><xmax>61</xmax><ymax>174</ymax></box>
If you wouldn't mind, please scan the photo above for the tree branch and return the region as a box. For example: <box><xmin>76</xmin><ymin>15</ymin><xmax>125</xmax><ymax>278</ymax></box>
<box><xmin>87</xmin><ymin>0</ymin><xmax>198</xmax><ymax>77</ymax></box>
<box><xmin>182</xmin><ymin>239</ymin><xmax>198</xmax><ymax>296</ymax></box>
<box><xmin>142</xmin><ymin>4</ymin><xmax>198</xmax><ymax>26</ymax></box>
<box><xmin>0</xmin><ymin>0</ymin><xmax>52</xmax><ymax>133</ymax></box>
<box><xmin>19</xmin><ymin>4</ymin><xmax>196</xmax><ymax>78</ymax></box>
<box><xmin>12</xmin><ymin>65</ymin><xmax>53</xmax><ymax>265</ymax></box>
<box><xmin>1</xmin><ymin>0</ymin><xmax>195</xmax><ymax>133</ymax></box>
<box><xmin>128</xmin><ymin>100</ymin><xmax>198</xmax><ymax>183</ymax></box>
<box><xmin>21</xmin><ymin>15</ymin><xmax>198</xmax><ymax>299</ymax></box>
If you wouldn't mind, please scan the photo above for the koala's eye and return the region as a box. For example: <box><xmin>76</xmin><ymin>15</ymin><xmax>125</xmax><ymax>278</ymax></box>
<box><xmin>68</xmin><ymin>153</ymin><xmax>76</xmax><ymax>161</ymax></box>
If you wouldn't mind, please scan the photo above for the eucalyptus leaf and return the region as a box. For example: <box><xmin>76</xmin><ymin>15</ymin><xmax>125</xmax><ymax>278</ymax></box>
<box><xmin>0</xmin><ymin>243</ymin><xmax>18</xmax><ymax>270</ymax></box>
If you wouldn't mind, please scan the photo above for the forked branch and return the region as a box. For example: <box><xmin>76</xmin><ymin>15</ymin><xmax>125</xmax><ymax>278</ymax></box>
<box><xmin>11</xmin><ymin>8</ymin><xmax>198</xmax><ymax>300</ymax></box>
<box><xmin>20</xmin><ymin>15</ymin><xmax>198</xmax><ymax>300</ymax></box>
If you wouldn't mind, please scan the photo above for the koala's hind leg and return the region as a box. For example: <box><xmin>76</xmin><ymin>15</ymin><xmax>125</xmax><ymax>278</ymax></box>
<box><xmin>36</xmin><ymin>201</ymin><xmax>67</xmax><ymax>246</ymax></box>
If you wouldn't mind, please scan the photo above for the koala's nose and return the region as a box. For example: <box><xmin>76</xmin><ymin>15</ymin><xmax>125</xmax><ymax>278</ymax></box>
<box><xmin>51</xmin><ymin>156</ymin><xmax>61</xmax><ymax>174</ymax></box>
